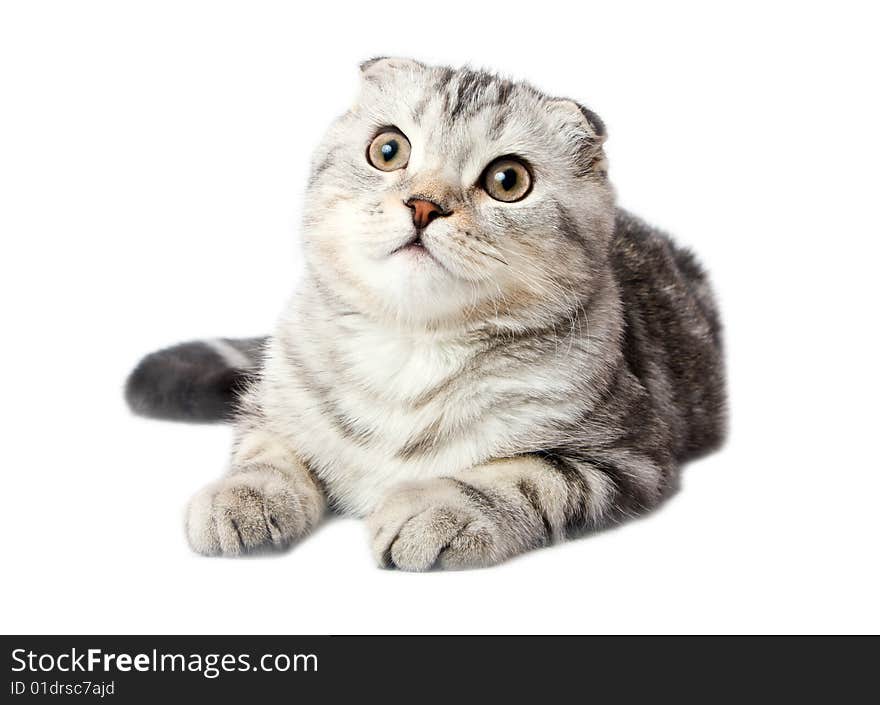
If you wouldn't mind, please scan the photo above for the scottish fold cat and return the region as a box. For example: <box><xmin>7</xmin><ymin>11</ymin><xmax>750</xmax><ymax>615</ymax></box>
<box><xmin>127</xmin><ymin>58</ymin><xmax>726</xmax><ymax>570</ymax></box>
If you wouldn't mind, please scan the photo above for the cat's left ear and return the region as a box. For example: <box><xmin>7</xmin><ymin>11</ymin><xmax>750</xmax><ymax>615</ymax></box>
<box><xmin>547</xmin><ymin>98</ymin><xmax>609</xmax><ymax>176</ymax></box>
<box><xmin>548</xmin><ymin>98</ymin><xmax>607</xmax><ymax>142</ymax></box>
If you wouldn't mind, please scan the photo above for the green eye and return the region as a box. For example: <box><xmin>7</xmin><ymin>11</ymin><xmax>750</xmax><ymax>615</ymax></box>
<box><xmin>482</xmin><ymin>157</ymin><xmax>532</xmax><ymax>202</ymax></box>
<box><xmin>368</xmin><ymin>129</ymin><xmax>411</xmax><ymax>171</ymax></box>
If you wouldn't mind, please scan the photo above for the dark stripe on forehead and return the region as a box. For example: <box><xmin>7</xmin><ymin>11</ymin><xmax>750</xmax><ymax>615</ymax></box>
<box><xmin>434</xmin><ymin>66</ymin><xmax>455</xmax><ymax>92</ymax></box>
<box><xmin>449</xmin><ymin>69</ymin><xmax>497</xmax><ymax>121</ymax></box>
<box><xmin>496</xmin><ymin>79</ymin><xmax>513</xmax><ymax>105</ymax></box>
<box><xmin>489</xmin><ymin>111</ymin><xmax>506</xmax><ymax>140</ymax></box>
<box><xmin>488</xmin><ymin>80</ymin><xmax>515</xmax><ymax>138</ymax></box>
<box><xmin>411</xmin><ymin>94</ymin><xmax>431</xmax><ymax>124</ymax></box>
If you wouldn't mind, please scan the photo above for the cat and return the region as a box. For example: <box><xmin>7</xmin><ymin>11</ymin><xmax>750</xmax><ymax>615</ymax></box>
<box><xmin>126</xmin><ymin>57</ymin><xmax>726</xmax><ymax>570</ymax></box>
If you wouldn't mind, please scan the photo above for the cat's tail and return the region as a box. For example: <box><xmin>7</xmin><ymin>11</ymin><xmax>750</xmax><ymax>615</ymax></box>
<box><xmin>124</xmin><ymin>337</ymin><xmax>267</xmax><ymax>422</ymax></box>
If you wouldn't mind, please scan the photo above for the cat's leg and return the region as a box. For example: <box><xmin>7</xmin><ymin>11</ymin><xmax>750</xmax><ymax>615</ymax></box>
<box><xmin>367</xmin><ymin>452</ymin><xmax>665</xmax><ymax>571</ymax></box>
<box><xmin>186</xmin><ymin>428</ymin><xmax>325</xmax><ymax>556</ymax></box>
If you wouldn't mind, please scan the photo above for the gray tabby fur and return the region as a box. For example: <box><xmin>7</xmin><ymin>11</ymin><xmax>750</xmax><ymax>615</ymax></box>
<box><xmin>126</xmin><ymin>58</ymin><xmax>726</xmax><ymax>570</ymax></box>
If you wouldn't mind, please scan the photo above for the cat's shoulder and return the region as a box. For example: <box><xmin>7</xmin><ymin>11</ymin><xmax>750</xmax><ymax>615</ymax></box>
<box><xmin>610</xmin><ymin>207</ymin><xmax>709</xmax><ymax>288</ymax></box>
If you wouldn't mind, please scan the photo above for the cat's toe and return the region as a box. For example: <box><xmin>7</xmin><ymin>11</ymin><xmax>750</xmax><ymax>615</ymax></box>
<box><xmin>368</xmin><ymin>483</ymin><xmax>434</xmax><ymax>568</ymax></box>
<box><xmin>367</xmin><ymin>479</ymin><xmax>500</xmax><ymax>571</ymax></box>
<box><xmin>185</xmin><ymin>468</ymin><xmax>310</xmax><ymax>556</ymax></box>
<box><xmin>389</xmin><ymin>506</ymin><xmax>469</xmax><ymax>571</ymax></box>
<box><xmin>434</xmin><ymin>520</ymin><xmax>498</xmax><ymax>570</ymax></box>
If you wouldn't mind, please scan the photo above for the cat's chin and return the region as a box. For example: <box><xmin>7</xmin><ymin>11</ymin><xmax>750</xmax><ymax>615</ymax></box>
<box><xmin>360</xmin><ymin>253</ymin><xmax>483</xmax><ymax>325</ymax></box>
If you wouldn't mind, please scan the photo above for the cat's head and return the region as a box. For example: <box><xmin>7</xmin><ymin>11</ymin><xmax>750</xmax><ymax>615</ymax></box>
<box><xmin>302</xmin><ymin>58</ymin><xmax>615</xmax><ymax>330</ymax></box>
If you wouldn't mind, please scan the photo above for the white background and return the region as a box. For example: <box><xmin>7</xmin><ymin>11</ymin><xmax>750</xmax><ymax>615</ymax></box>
<box><xmin>1</xmin><ymin>1</ymin><xmax>878</xmax><ymax>634</ymax></box>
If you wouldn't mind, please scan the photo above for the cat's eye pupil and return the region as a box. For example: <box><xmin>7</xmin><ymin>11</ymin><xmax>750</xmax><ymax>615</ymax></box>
<box><xmin>495</xmin><ymin>169</ymin><xmax>516</xmax><ymax>191</ymax></box>
<box><xmin>381</xmin><ymin>140</ymin><xmax>398</xmax><ymax>161</ymax></box>
<box><xmin>495</xmin><ymin>168</ymin><xmax>517</xmax><ymax>191</ymax></box>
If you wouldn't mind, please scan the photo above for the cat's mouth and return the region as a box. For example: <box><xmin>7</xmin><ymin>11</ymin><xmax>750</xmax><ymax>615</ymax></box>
<box><xmin>391</xmin><ymin>233</ymin><xmax>437</xmax><ymax>262</ymax></box>
<box><xmin>387</xmin><ymin>231</ymin><xmax>453</xmax><ymax>273</ymax></box>
<box><xmin>401</xmin><ymin>234</ymin><xmax>425</xmax><ymax>250</ymax></box>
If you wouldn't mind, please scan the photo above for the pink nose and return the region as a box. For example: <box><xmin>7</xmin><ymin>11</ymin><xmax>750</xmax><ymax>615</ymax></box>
<box><xmin>406</xmin><ymin>199</ymin><xmax>448</xmax><ymax>229</ymax></box>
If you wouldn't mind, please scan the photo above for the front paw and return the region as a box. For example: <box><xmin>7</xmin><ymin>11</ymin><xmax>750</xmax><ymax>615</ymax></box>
<box><xmin>367</xmin><ymin>478</ymin><xmax>508</xmax><ymax>571</ymax></box>
<box><xmin>185</xmin><ymin>467</ymin><xmax>319</xmax><ymax>556</ymax></box>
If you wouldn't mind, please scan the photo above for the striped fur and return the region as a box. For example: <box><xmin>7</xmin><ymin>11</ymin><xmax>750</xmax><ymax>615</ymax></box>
<box><xmin>126</xmin><ymin>59</ymin><xmax>726</xmax><ymax>569</ymax></box>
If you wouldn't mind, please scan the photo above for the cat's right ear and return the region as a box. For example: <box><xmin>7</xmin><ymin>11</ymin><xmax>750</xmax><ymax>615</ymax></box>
<box><xmin>359</xmin><ymin>57</ymin><xmax>424</xmax><ymax>82</ymax></box>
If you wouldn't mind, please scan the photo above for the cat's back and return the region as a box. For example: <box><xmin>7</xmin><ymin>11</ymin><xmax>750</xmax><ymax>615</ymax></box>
<box><xmin>610</xmin><ymin>209</ymin><xmax>726</xmax><ymax>459</ymax></box>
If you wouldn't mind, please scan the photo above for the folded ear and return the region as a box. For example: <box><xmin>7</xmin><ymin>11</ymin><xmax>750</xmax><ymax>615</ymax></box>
<box><xmin>548</xmin><ymin>98</ymin><xmax>607</xmax><ymax>141</ymax></box>
<box><xmin>547</xmin><ymin>98</ymin><xmax>608</xmax><ymax>177</ymax></box>
<box><xmin>359</xmin><ymin>57</ymin><xmax>425</xmax><ymax>81</ymax></box>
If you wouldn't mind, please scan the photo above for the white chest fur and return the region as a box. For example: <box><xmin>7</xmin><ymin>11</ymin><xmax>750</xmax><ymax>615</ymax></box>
<box><xmin>256</xmin><ymin>299</ymin><xmax>585</xmax><ymax>516</ymax></box>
